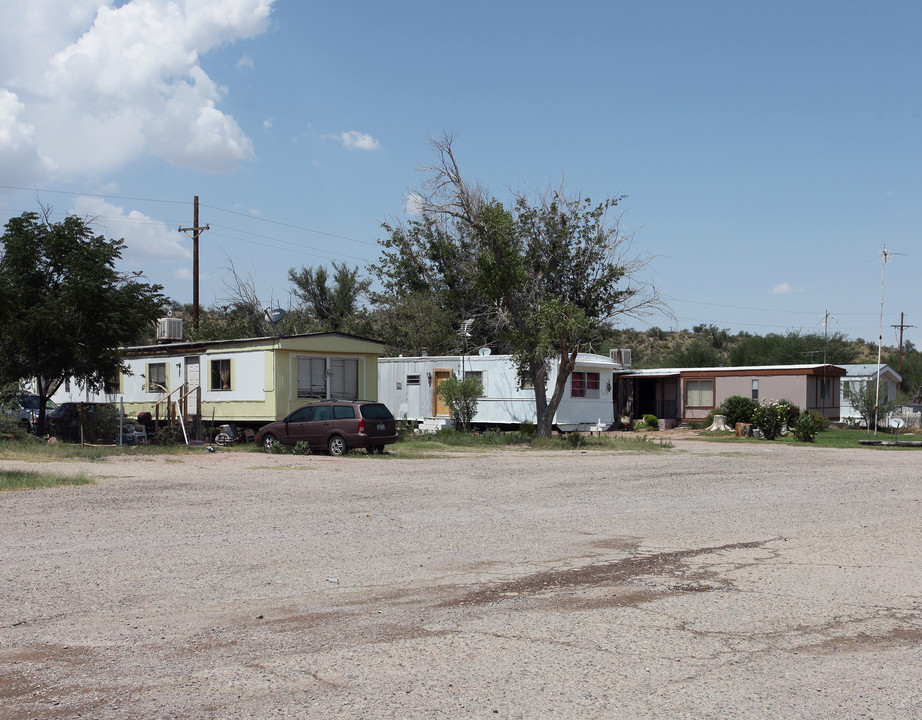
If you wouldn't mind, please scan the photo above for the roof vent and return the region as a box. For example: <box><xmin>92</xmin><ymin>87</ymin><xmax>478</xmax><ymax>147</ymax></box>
<box><xmin>157</xmin><ymin>317</ymin><xmax>183</xmax><ymax>343</ymax></box>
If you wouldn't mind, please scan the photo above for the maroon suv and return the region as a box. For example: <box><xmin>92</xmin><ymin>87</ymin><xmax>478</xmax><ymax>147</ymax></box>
<box><xmin>255</xmin><ymin>400</ymin><xmax>398</xmax><ymax>456</ymax></box>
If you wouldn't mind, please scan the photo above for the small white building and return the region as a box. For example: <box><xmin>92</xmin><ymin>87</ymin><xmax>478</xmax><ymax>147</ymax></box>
<box><xmin>377</xmin><ymin>351</ymin><xmax>619</xmax><ymax>430</ymax></box>
<box><xmin>838</xmin><ymin>364</ymin><xmax>902</xmax><ymax>423</ymax></box>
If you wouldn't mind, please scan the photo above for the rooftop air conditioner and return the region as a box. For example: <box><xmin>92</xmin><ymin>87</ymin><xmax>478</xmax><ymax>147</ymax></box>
<box><xmin>609</xmin><ymin>348</ymin><xmax>632</xmax><ymax>368</ymax></box>
<box><xmin>156</xmin><ymin>317</ymin><xmax>183</xmax><ymax>343</ymax></box>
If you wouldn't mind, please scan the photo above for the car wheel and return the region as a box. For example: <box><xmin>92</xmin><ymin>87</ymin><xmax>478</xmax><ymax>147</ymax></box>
<box><xmin>262</xmin><ymin>433</ymin><xmax>277</xmax><ymax>453</ymax></box>
<box><xmin>373</xmin><ymin>444</ymin><xmax>386</xmax><ymax>455</ymax></box>
<box><xmin>327</xmin><ymin>435</ymin><xmax>347</xmax><ymax>456</ymax></box>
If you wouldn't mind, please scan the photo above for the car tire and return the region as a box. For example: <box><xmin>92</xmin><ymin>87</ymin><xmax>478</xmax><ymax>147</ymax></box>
<box><xmin>372</xmin><ymin>444</ymin><xmax>386</xmax><ymax>455</ymax></box>
<box><xmin>262</xmin><ymin>433</ymin><xmax>277</xmax><ymax>453</ymax></box>
<box><xmin>327</xmin><ymin>435</ymin><xmax>347</xmax><ymax>456</ymax></box>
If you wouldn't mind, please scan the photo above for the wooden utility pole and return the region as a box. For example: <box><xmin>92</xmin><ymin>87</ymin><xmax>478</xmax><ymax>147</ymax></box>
<box><xmin>890</xmin><ymin>312</ymin><xmax>915</xmax><ymax>391</ymax></box>
<box><xmin>178</xmin><ymin>196</ymin><xmax>209</xmax><ymax>331</ymax></box>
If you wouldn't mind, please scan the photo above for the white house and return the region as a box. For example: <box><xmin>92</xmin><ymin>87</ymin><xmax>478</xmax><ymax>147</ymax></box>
<box><xmin>838</xmin><ymin>364</ymin><xmax>902</xmax><ymax>423</ymax></box>
<box><xmin>377</xmin><ymin>351</ymin><xmax>620</xmax><ymax>430</ymax></box>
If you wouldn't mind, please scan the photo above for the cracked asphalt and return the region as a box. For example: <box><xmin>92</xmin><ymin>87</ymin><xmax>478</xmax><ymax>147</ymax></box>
<box><xmin>1</xmin><ymin>439</ymin><xmax>921</xmax><ymax>719</ymax></box>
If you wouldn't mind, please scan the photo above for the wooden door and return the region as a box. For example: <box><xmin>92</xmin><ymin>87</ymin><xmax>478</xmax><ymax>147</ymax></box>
<box><xmin>433</xmin><ymin>369</ymin><xmax>453</xmax><ymax>416</ymax></box>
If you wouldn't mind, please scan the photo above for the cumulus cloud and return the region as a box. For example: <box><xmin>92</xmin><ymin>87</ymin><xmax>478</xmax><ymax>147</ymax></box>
<box><xmin>329</xmin><ymin>130</ymin><xmax>381</xmax><ymax>151</ymax></box>
<box><xmin>404</xmin><ymin>192</ymin><xmax>424</xmax><ymax>216</ymax></box>
<box><xmin>236</xmin><ymin>54</ymin><xmax>255</xmax><ymax>70</ymax></box>
<box><xmin>769</xmin><ymin>282</ymin><xmax>802</xmax><ymax>295</ymax></box>
<box><xmin>71</xmin><ymin>196</ymin><xmax>192</xmax><ymax>270</ymax></box>
<box><xmin>0</xmin><ymin>0</ymin><xmax>273</xmax><ymax>181</ymax></box>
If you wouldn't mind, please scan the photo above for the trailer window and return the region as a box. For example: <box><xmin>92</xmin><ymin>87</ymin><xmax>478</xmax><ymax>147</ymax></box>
<box><xmin>406</xmin><ymin>374</ymin><xmax>421</xmax><ymax>386</ymax></box>
<box><xmin>686</xmin><ymin>379</ymin><xmax>714</xmax><ymax>407</ymax></box>
<box><xmin>297</xmin><ymin>357</ymin><xmax>327</xmax><ymax>399</ymax></box>
<box><xmin>211</xmin><ymin>358</ymin><xmax>232</xmax><ymax>391</ymax></box>
<box><xmin>147</xmin><ymin>362</ymin><xmax>167</xmax><ymax>393</ymax></box>
<box><xmin>571</xmin><ymin>372</ymin><xmax>600</xmax><ymax>399</ymax></box>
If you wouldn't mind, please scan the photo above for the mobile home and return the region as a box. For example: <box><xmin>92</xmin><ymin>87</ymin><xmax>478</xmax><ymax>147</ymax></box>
<box><xmin>51</xmin><ymin>332</ymin><xmax>387</xmax><ymax>433</ymax></box>
<box><xmin>378</xmin><ymin>351</ymin><xmax>619</xmax><ymax>430</ymax></box>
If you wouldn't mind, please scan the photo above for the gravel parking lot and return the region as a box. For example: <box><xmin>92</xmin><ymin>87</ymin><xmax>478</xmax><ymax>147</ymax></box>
<box><xmin>1</xmin><ymin>438</ymin><xmax>921</xmax><ymax>719</ymax></box>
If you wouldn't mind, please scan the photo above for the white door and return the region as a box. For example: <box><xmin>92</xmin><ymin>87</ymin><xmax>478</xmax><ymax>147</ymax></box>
<box><xmin>185</xmin><ymin>357</ymin><xmax>201</xmax><ymax>415</ymax></box>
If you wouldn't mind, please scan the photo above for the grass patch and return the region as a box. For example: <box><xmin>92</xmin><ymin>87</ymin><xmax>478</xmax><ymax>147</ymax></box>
<box><xmin>0</xmin><ymin>468</ymin><xmax>93</xmax><ymax>491</ymax></box>
<box><xmin>694</xmin><ymin>427</ymin><xmax>922</xmax><ymax>449</ymax></box>
<box><xmin>391</xmin><ymin>428</ymin><xmax>672</xmax><ymax>456</ymax></box>
<box><xmin>0</xmin><ymin>438</ymin><xmax>197</xmax><ymax>462</ymax></box>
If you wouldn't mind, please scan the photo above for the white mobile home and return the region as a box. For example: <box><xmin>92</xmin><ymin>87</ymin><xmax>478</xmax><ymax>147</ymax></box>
<box><xmin>378</xmin><ymin>352</ymin><xmax>618</xmax><ymax>429</ymax></box>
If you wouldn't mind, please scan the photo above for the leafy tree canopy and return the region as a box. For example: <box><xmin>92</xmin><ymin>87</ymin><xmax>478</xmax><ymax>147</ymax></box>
<box><xmin>0</xmin><ymin>211</ymin><xmax>166</xmax><ymax>433</ymax></box>
<box><xmin>729</xmin><ymin>330</ymin><xmax>858</xmax><ymax>366</ymax></box>
<box><xmin>288</xmin><ymin>261</ymin><xmax>371</xmax><ymax>334</ymax></box>
<box><xmin>373</xmin><ymin>134</ymin><xmax>658</xmax><ymax>437</ymax></box>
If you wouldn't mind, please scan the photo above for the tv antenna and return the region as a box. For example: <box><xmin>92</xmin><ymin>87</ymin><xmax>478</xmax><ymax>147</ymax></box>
<box><xmin>875</xmin><ymin>246</ymin><xmax>907</xmax><ymax>435</ymax></box>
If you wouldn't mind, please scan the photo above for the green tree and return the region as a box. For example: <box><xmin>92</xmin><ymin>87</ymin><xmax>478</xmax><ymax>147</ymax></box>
<box><xmin>842</xmin><ymin>379</ymin><xmax>900</xmax><ymax>432</ymax></box>
<box><xmin>289</xmin><ymin>261</ymin><xmax>371</xmax><ymax>333</ymax></box>
<box><xmin>885</xmin><ymin>343</ymin><xmax>922</xmax><ymax>401</ymax></box>
<box><xmin>369</xmin><ymin>213</ymin><xmax>501</xmax><ymax>355</ymax></box>
<box><xmin>729</xmin><ymin>331</ymin><xmax>857</xmax><ymax>366</ymax></box>
<box><xmin>377</xmin><ymin>134</ymin><xmax>658</xmax><ymax>437</ymax></box>
<box><xmin>0</xmin><ymin>211</ymin><xmax>166</xmax><ymax>434</ymax></box>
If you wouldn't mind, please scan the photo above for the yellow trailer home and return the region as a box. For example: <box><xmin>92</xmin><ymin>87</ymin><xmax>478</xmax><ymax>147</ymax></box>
<box><xmin>50</xmin><ymin>332</ymin><xmax>387</xmax><ymax>432</ymax></box>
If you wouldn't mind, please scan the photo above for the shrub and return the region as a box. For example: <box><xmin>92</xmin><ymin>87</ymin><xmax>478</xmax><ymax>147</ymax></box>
<box><xmin>790</xmin><ymin>411</ymin><xmax>828</xmax><ymax>442</ymax></box>
<box><xmin>269</xmin><ymin>440</ymin><xmax>312</xmax><ymax>455</ymax></box>
<box><xmin>752</xmin><ymin>400</ymin><xmax>785</xmax><ymax>440</ymax></box>
<box><xmin>719</xmin><ymin>396</ymin><xmax>758</xmax><ymax>426</ymax></box>
<box><xmin>435</xmin><ymin>375</ymin><xmax>484</xmax><ymax>432</ymax></box>
<box><xmin>633</xmin><ymin>419</ymin><xmax>647</xmax><ymax>431</ymax></box>
<box><xmin>776</xmin><ymin>399</ymin><xmax>801</xmax><ymax>427</ymax></box>
<box><xmin>643</xmin><ymin>414</ymin><xmax>659</xmax><ymax>429</ymax></box>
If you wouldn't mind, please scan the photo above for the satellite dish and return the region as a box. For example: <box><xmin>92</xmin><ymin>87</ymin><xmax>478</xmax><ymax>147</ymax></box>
<box><xmin>264</xmin><ymin>307</ymin><xmax>286</xmax><ymax>324</ymax></box>
<box><xmin>889</xmin><ymin>417</ymin><xmax>905</xmax><ymax>429</ymax></box>
<box><xmin>478</xmin><ymin>347</ymin><xmax>491</xmax><ymax>356</ymax></box>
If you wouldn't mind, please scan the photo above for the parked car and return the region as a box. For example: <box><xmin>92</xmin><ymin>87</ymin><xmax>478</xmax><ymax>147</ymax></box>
<box><xmin>3</xmin><ymin>394</ymin><xmax>55</xmax><ymax>433</ymax></box>
<box><xmin>48</xmin><ymin>402</ymin><xmax>120</xmax><ymax>444</ymax></box>
<box><xmin>256</xmin><ymin>400</ymin><xmax>399</xmax><ymax>456</ymax></box>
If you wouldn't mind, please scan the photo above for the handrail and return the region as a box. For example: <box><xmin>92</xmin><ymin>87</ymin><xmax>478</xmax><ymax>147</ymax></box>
<box><xmin>152</xmin><ymin>385</ymin><xmax>201</xmax><ymax>431</ymax></box>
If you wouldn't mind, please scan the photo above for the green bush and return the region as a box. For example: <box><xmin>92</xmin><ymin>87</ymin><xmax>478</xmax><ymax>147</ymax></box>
<box><xmin>752</xmin><ymin>399</ymin><xmax>800</xmax><ymax>440</ymax></box>
<box><xmin>436</xmin><ymin>375</ymin><xmax>484</xmax><ymax>432</ymax></box>
<box><xmin>790</xmin><ymin>411</ymin><xmax>828</xmax><ymax>442</ymax></box>
<box><xmin>633</xmin><ymin>419</ymin><xmax>647</xmax><ymax>431</ymax></box>
<box><xmin>268</xmin><ymin>439</ymin><xmax>312</xmax><ymax>455</ymax></box>
<box><xmin>643</xmin><ymin>414</ymin><xmax>659</xmax><ymax>428</ymax></box>
<box><xmin>719</xmin><ymin>395</ymin><xmax>758</xmax><ymax>426</ymax></box>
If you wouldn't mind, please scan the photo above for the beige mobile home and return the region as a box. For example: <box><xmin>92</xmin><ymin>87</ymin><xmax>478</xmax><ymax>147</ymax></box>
<box><xmin>51</xmin><ymin>332</ymin><xmax>386</xmax><ymax>433</ymax></box>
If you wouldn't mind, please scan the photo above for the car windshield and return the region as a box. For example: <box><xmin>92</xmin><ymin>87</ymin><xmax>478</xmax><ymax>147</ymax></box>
<box><xmin>360</xmin><ymin>404</ymin><xmax>393</xmax><ymax>420</ymax></box>
<box><xmin>19</xmin><ymin>396</ymin><xmax>41</xmax><ymax>409</ymax></box>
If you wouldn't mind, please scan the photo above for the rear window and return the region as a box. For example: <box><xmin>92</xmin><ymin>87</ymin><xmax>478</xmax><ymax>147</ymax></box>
<box><xmin>360</xmin><ymin>404</ymin><xmax>393</xmax><ymax>420</ymax></box>
<box><xmin>333</xmin><ymin>406</ymin><xmax>356</xmax><ymax>419</ymax></box>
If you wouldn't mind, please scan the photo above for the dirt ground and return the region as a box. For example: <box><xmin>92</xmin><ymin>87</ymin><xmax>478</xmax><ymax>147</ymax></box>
<box><xmin>1</xmin><ymin>437</ymin><xmax>921</xmax><ymax>719</ymax></box>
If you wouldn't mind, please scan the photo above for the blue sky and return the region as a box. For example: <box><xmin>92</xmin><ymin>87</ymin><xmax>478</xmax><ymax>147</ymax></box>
<box><xmin>1</xmin><ymin>0</ymin><xmax>919</xmax><ymax>348</ymax></box>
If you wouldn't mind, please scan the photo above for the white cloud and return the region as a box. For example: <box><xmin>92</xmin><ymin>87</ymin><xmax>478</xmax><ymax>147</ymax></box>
<box><xmin>236</xmin><ymin>54</ymin><xmax>255</xmax><ymax>70</ymax></box>
<box><xmin>404</xmin><ymin>192</ymin><xmax>424</xmax><ymax>216</ymax></box>
<box><xmin>263</xmin><ymin>117</ymin><xmax>273</xmax><ymax>130</ymax></box>
<box><xmin>0</xmin><ymin>0</ymin><xmax>274</xmax><ymax>181</ymax></box>
<box><xmin>769</xmin><ymin>282</ymin><xmax>802</xmax><ymax>295</ymax></box>
<box><xmin>329</xmin><ymin>130</ymin><xmax>381</xmax><ymax>151</ymax></box>
<box><xmin>71</xmin><ymin>196</ymin><xmax>192</xmax><ymax>272</ymax></box>
<box><xmin>0</xmin><ymin>89</ymin><xmax>51</xmax><ymax>182</ymax></box>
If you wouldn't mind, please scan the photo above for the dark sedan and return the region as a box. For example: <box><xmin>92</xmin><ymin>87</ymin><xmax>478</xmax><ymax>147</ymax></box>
<box><xmin>256</xmin><ymin>400</ymin><xmax>398</xmax><ymax>456</ymax></box>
